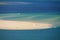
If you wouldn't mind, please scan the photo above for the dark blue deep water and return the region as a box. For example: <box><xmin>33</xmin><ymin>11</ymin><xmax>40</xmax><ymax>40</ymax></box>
<box><xmin>0</xmin><ymin>27</ymin><xmax>60</xmax><ymax>40</ymax></box>
<box><xmin>0</xmin><ymin>1</ymin><xmax>60</xmax><ymax>13</ymax></box>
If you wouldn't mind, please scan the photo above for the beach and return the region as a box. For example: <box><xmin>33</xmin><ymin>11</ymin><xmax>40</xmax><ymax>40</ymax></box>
<box><xmin>0</xmin><ymin>20</ymin><xmax>52</xmax><ymax>30</ymax></box>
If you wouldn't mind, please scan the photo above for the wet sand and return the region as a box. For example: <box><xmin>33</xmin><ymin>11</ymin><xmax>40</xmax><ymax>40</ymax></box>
<box><xmin>0</xmin><ymin>20</ymin><xmax>52</xmax><ymax>30</ymax></box>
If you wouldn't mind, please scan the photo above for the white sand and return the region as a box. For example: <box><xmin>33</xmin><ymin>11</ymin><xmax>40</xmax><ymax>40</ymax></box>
<box><xmin>0</xmin><ymin>20</ymin><xmax>53</xmax><ymax>30</ymax></box>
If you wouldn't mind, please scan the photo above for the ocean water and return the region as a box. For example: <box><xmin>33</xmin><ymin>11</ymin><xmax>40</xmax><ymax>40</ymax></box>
<box><xmin>0</xmin><ymin>13</ymin><xmax>60</xmax><ymax>26</ymax></box>
<box><xmin>0</xmin><ymin>27</ymin><xmax>60</xmax><ymax>40</ymax></box>
<box><xmin>0</xmin><ymin>0</ymin><xmax>60</xmax><ymax>40</ymax></box>
<box><xmin>0</xmin><ymin>13</ymin><xmax>60</xmax><ymax>40</ymax></box>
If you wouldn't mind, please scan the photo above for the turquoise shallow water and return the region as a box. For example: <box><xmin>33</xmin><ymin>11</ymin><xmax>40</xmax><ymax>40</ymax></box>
<box><xmin>0</xmin><ymin>13</ymin><xmax>60</xmax><ymax>26</ymax></box>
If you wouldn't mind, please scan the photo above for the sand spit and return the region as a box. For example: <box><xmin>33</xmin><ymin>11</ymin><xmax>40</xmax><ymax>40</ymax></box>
<box><xmin>0</xmin><ymin>20</ymin><xmax>52</xmax><ymax>30</ymax></box>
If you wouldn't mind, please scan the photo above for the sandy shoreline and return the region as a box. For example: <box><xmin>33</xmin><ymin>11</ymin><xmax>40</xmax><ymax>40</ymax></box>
<box><xmin>0</xmin><ymin>20</ymin><xmax>52</xmax><ymax>30</ymax></box>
